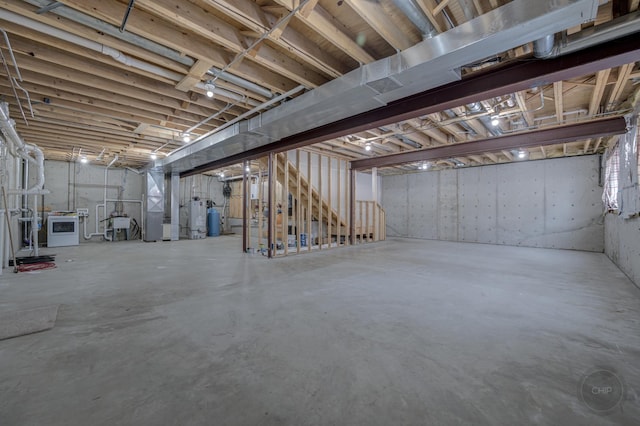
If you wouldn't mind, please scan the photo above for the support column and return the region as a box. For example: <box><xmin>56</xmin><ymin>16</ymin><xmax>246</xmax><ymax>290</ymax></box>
<box><xmin>170</xmin><ymin>172</ymin><xmax>179</xmax><ymax>241</ymax></box>
<box><xmin>242</xmin><ymin>160</ymin><xmax>249</xmax><ymax>253</ymax></box>
<box><xmin>268</xmin><ymin>152</ymin><xmax>275</xmax><ymax>258</ymax></box>
<box><xmin>350</xmin><ymin>168</ymin><xmax>356</xmax><ymax>245</ymax></box>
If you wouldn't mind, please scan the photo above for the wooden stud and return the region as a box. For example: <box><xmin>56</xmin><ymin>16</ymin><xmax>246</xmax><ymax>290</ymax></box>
<box><xmin>317</xmin><ymin>153</ymin><xmax>323</xmax><ymax>250</ymax></box>
<box><xmin>336</xmin><ymin>159</ymin><xmax>341</xmax><ymax>246</ymax></box>
<box><xmin>258</xmin><ymin>162</ymin><xmax>264</xmax><ymax>249</ymax></box>
<box><xmin>327</xmin><ymin>156</ymin><xmax>332</xmax><ymax>249</ymax></box>
<box><xmin>284</xmin><ymin>152</ymin><xmax>289</xmax><ymax>256</ymax></box>
<box><xmin>307</xmin><ymin>151</ymin><xmax>312</xmax><ymax>252</ymax></box>
<box><xmin>553</xmin><ymin>82</ymin><xmax>564</xmax><ymax>123</ymax></box>
<box><xmin>268</xmin><ymin>152</ymin><xmax>275</xmax><ymax>258</ymax></box>
<box><xmin>242</xmin><ymin>160</ymin><xmax>249</xmax><ymax>253</ymax></box>
<box><xmin>296</xmin><ymin>149</ymin><xmax>302</xmax><ymax>254</ymax></box>
<box><xmin>589</xmin><ymin>69</ymin><xmax>611</xmax><ymax>117</ymax></box>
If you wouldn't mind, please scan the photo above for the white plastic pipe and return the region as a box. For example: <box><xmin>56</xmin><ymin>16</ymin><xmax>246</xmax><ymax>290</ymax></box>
<box><xmin>0</xmin><ymin>102</ymin><xmax>45</xmax><ymax>194</ymax></box>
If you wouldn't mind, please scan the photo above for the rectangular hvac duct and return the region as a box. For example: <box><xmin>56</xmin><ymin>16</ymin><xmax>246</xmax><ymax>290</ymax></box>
<box><xmin>162</xmin><ymin>0</ymin><xmax>599</xmax><ymax>175</ymax></box>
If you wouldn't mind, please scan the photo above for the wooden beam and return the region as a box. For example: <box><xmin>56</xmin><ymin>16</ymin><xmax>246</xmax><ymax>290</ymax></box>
<box><xmin>55</xmin><ymin>0</ymin><xmax>298</xmax><ymax>93</ymax></box>
<box><xmin>433</xmin><ymin>0</ymin><xmax>453</xmax><ymax>16</ymax></box>
<box><xmin>272</xmin><ymin>0</ymin><xmax>375</xmax><ymax>64</ymax></box>
<box><xmin>589</xmin><ymin>69</ymin><xmax>611</xmax><ymax>116</ymax></box>
<box><xmin>606</xmin><ymin>63</ymin><xmax>634</xmax><ymax>111</ymax></box>
<box><xmin>514</xmin><ymin>92</ymin><xmax>534</xmax><ymax>127</ymax></box>
<box><xmin>175</xmin><ymin>60</ymin><xmax>215</xmax><ymax>92</ymax></box>
<box><xmin>415</xmin><ymin>0</ymin><xmax>447</xmax><ymax>33</ymax></box>
<box><xmin>344</xmin><ymin>0</ymin><xmax>415</xmax><ymax>51</ymax></box>
<box><xmin>553</xmin><ymin>82</ymin><xmax>564</xmax><ymax>123</ymax></box>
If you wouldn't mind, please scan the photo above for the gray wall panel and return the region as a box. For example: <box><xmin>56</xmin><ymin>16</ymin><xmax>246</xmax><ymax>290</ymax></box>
<box><xmin>381</xmin><ymin>156</ymin><xmax>603</xmax><ymax>252</ymax></box>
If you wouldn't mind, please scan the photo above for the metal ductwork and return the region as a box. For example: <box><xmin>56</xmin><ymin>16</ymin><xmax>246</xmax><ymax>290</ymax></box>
<box><xmin>163</xmin><ymin>0</ymin><xmax>599</xmax><ymax>174</ymax></box>
<box><xmin>557</xmin><ymin>10</ymin><xmax>640</xmax><ymax>56</ymax></box>
<box><xmin>443</xmin><ymin>109</ymin><xmax>477</xmax><ymax>136</ymax></box>
<box><xmin>391</xmin><ymin>0</ymin><xmax>438</xmax><ymax>39</ymax></box>
<box><xmin>534</xmin><ymin>34</ymin><xmax>555</xmax><ymax>58</ymax></box>
<box><xmin>0</xmin><ymin>103</ymin><xmax>45</xmax><ymax>194</ymax></box>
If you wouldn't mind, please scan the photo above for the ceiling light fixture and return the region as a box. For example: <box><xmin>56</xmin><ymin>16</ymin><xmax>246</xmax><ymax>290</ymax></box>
<box><xmin>245</xmin><ymin>165</ymin><xmax>251</xmax><ymax>172</ymax></box>
<box><xmin>182</xmin><ymin>133</ymin><xmax>191</xmax><ymax>143</ymax></box>
<box><xmin>421</xmin><ymin>162</ymin><xmax>428</xmax><ymax>170</ymax></box>
<box><xmin>150</xmin><ymin>152</ymin><xmax>158</xmax><ymax>160</ymax></box>
<box><xmin>365</xmin><ymin>142</ymin><xmax>372</xmax><ymax>151</ymax></box>
<box><xmin>491</xmin><ymin>116</ymin><xmax>500</xmax><ymax>126</ymax></box>
<box><xmin>517</xmin><ymin>149</ymin><xmax>528</xmax><ymax>159</ymax></box>
<box><xmin>205</xmin><ymin>82</ymin><xmax>215</xmax><ymax>98</ymax></box>
<box><xmin>219</xmin><ymin>172</ymin><xmax>225</xmax><ymax>178</ymax></box>
<box><xmin>80</xmin><ymin>155</ymin><xmax>88</xmax><ymax>164</ymax></box>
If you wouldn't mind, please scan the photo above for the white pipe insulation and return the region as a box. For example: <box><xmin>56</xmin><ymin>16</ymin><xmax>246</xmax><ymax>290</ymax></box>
<box><xmin>0</xmin><ymin>102</ymin><xmax>45</xmax><ymax>194</ymax></box>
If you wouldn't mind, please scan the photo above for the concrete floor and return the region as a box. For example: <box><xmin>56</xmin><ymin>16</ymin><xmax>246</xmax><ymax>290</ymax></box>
<box><xmin>1</xmin><ymin>237</ymin><xmax>639</xmax><ymax>425</ymax></box>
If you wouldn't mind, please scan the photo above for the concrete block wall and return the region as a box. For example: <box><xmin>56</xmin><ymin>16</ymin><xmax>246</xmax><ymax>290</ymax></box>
<box><xmin>381</xmin><ymin>155</ymin><xmax>604</xmax><ymax>252</ymax></box>
<box><xmin>39</xmin><ymin>160</ymin><xmax>144</xmax><ymax>243</ymax></box>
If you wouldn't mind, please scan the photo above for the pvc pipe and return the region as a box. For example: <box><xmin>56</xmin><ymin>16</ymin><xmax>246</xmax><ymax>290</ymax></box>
<box><xmin>0</xmin><ymin>102</ymin><xmax>45</xmax><ymax>194</ymax></box>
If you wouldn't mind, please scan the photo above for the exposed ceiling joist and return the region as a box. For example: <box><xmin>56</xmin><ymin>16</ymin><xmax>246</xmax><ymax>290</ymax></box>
<box><xmin>350</xmin><ymin>117</ymin><xmax>627</xmax><ymax>169</ymax></box>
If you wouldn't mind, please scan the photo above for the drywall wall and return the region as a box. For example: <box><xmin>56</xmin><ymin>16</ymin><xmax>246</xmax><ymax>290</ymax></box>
<box><xmin>381</xmin><ymin>155</ymin><xmax>604</xmax><ymax>252</ymax></box>
<box><xmin>37</xmin><ymin>159</ymin><xmax>144</xmax><ymax>243</ymax></box>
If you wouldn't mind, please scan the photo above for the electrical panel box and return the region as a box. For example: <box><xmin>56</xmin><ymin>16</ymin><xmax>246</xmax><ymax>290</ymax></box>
<box><xmin>189</xmin><ymin>199</ymin><xmax>206</xmax><ymax>239</ymax></box>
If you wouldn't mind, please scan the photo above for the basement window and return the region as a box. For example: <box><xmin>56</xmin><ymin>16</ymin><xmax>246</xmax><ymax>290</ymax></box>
<box><xmin>603</xmin><ymin>144</ymin><xmax>619</xmax><ymax>211</ymax></box>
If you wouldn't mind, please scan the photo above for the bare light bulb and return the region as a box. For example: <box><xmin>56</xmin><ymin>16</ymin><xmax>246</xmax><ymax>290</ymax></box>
<box><xmin>150</xmin><ymin>152</ymin><xmax>157</xmax><ymax>160</ymax></box>
<box><xmin>365</xmin><ymin>143</ymin><xmax>372</xmax><ymax>151</ymax></box>
<box><xmin>206</xmin><ymin>89</ymin><xmax>214</xmax><ymax>98</ymax></box>
<box><xmin>219</xmin><ymin>172</ymin><xmax>225</xmax><ymax>178</ymax></box>
<box><xmin>182</xmin><ymin>133</ymin><xmax>191</xmax><ymax>143</ymax></box>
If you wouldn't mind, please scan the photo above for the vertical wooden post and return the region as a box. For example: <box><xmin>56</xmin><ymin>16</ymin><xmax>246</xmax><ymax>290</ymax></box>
<box><xmin>317</xmin><ymin>154</ymin><xmax>322</xmax><ymax>250</ymax></box>
<box><xmin>257</xmin><ymin>163</ymin><xmax>263</xmax><ymax>248</ymax></box>
<box><xmin>336</xmin><ymin>160</ymin><xmax>341</xmax><ymax>246</ymax></box>
<box><xmin>350</xmin><ymin>168</ymin><xmax>356</xmax><ymax>245</ymax></box>
<box><xmin>296</xmin><ymin>150</ymin><xmax>301</xmax><ymax>254</ymax></box>
<box><xmin>283</xmin><ymin>153</ymin><xmax>289</xmax><ymax>256</ymax></box>
<box><xmin>268</xmin><ymin>152</ymin><xmax>275</xmax><ymax>258</ymax></box>
<box><xmin>307</xmin><ymin>151</ymin><xmax>312</xmax><ymax>252</ymax></box>
<box><xmin>327</xmin><ymin>157</ymin><xmax>332</xmax><ymax>249</ymax></box>
<box><xmin>372</xmin><ymin>167</ymin><xmax>378</xmax><ymax>241</ymax></box>
<box><xmin>242</xmin><ymin>160</ymin><xmax>249</xmax><ymax>253</ymax></box>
